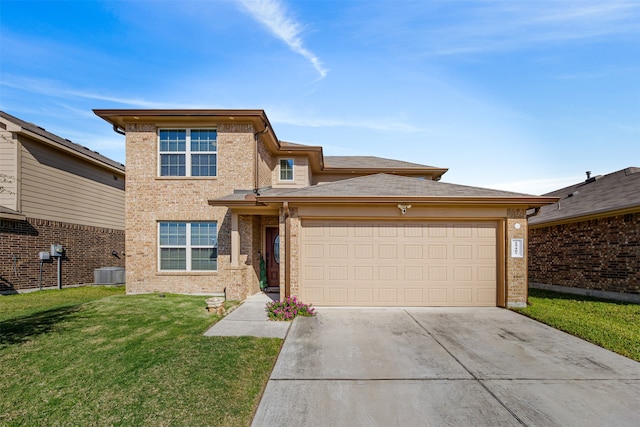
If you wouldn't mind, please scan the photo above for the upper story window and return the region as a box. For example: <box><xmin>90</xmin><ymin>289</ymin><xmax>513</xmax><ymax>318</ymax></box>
<box><xmin>279</xmin><ymin>158</ymin><xmax>294</xmax><ymax>181</ymax></box>
<box><xmin>159</xmin><ymin>129</ymin><xmax>217</xmax><ymax>177</ymax></box>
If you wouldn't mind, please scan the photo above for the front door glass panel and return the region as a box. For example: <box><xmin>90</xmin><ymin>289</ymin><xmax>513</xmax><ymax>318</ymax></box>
<box><xmin>273</xmin><ymin>235</ymin><xmax>280</xmax><ymax>264</ymax></box>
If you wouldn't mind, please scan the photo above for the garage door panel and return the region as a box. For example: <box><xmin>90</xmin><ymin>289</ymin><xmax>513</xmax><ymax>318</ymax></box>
<box><xmin>477</xmin><ymin>245</ymin><xmax>496</xmax><ymax>259</ymax></box>
<box><xmin>404</xmin><ymin>266</ymin><xmax>424</xmax><ymax>281</ymax></box>
<box><xmin>304</xmin><ymin>287</ymin><xmax>325</xmax><ymax>303</ymax></box>
<box><xmin>404</xmin><ymin>288</ymin><xmax>424</xmax><ymax>303</ymax></box>
<box><xmin>354</xmin><ymin>288</ymin><xmax>373</xmax><ymax>302</ymax></box>
<box><xmin>378</xmin><ymin>225</ymin><xmax>398</xmax><ymax>237</ymax></box>
<box><xmin>379</xmin><ymin>288</ymin><xmax>398</xmax><ymax>302</ymax></box>
<box><xmin>404</xmin><ymin>224</ymin><xmax>423</xmax><ymax>237</ymax></box>
<box><xmin>478</xmin><ymin>288</ymin><xmax>497</xmax><ymax>303</ymax></box>
<box><xmin>379</xmin><ymin>266</ymin><xmax>398</xmax><ymax>280</ymax></box>
<box><xmin>300</xmin><ymin>220</ymin><xmax>497</xmax><ymax>307</ymax></box>
<box><xmin>328</xmin><ymin>288</ymin><xmax>348</xmax><ymax>303</ymax></box>
<box><xmin>453</xmin><ymin>288</ymin><xmax>473</xmax><ymax>303</ymax></box>
<box><xmin>354</xmin><ymin>265</ymin><xmax>373</xmax><ymax>280</ymax></box>
<box><xmin>453</xmin><ymin>266</ymin><xmax>473</xmax><ymax>281</ymax></box>
<box><xmin>428</xmin><ymin>245</ymin><xmax>447</xmax><ymax>259</ymax></box>
<box><xmin>329</xmin><ymin>244</ymin><xmax>348</xmax><ymax>258</ymax></box>
<box><xmin>305</xmin><ymin>244</ymin><xmax>324</xmax><ymax>258</ymax></box>
<box><xmin>354</xmin><ymin>244</ymin><xmax>373</xmax><ymax>258</ymax></box>
<box><xmin>454</xmin><ymin>245</ymin><xmax>473</xmax><ymax>259</ymax></box>
<box><xmin>478</xmin><ymin>266</ymin><xmax>496</xmax><ymax>281</ymax></box>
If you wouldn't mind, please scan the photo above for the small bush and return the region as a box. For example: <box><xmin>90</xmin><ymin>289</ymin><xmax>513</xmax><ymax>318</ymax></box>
<box><xmin>266</xmin><ymin>296</ymin><xmax>316</xmax><ymax>321</ymax></box>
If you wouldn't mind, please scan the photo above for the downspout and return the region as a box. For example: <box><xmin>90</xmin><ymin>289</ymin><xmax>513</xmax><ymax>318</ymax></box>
<box><xmin>283</xmin><ymin>201</ymin><xmax>291</xmax><ymax>298</ymax></box>
<box><xmin>526</xmin><ymin>207</ymin><xmax>540</xmax><ymax>219</ymax></box>
<box><xmin>112</xmin><ymin>125</ymin><xmax>125</xmax><ymax>135</ymax></box>
<box><xmin>254</xmin><ymin>124</ymin><xmax>269</xmax><ymax>196</ymax></box>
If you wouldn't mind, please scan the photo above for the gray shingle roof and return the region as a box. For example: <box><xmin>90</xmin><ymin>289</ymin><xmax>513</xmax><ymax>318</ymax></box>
<box><xmin>261</xmin><ymin>173</ymin><xmax>538</xmax><ymax>199</ymax></box>
<box><xmin>0</xmin><ymin>205</ymin><xmax>22</xmax><ymax>215</ymax></box>
<box><xmin>0</xmin><ymin>111</ymin><xmax>125</xmax><ymax>172</ymax></box>
<box><xmin>324</xmin><ymin>156</ymin><xmax>437</xmax><ymax>169</ymax></box>
<box><xmin>529</xmin><ymin>167</ymin><xmax>640</xmax><ymax>225</ymax></box>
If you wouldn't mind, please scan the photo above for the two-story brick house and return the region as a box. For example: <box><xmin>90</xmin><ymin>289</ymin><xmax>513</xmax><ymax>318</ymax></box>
<box><xmin>94</xmin><ymin>109</ymin><xmax>556</xmax><ymax>308</ymax></box>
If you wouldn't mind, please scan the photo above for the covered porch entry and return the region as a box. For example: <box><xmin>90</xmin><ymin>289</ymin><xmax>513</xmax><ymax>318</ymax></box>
<box><xmin>224</xmin><ymin>205</ymin><xmax>288</xmax><ymax>298</ymax></box>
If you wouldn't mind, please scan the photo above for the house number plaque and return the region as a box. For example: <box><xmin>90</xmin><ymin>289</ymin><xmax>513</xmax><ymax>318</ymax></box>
<box><xmin>511</xmin><ymin>238</ymin><xmax>524</xmax><ymax>258</ymax></box>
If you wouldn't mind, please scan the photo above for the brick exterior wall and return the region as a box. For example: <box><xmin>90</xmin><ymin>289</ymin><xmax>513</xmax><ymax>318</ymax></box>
<box><xmin>506</xmin><ymin>208</ymin><xmax>528</xmax><ymax>308</ymax></box>
<box><xmin>1</xmin><ymin>217</ymin><xmax>125</xmax><ymax>292</ymax></box>
<box><xmin>123</xmin><ymin>121</ymin><xmax>265</xmax><ymax>299</ymax></box>
<box><xmin>279</xmin><ymin>207</ymin><xmax>299</xmax><ymax>301</ymax></box>
<box><xmin>529</xmin><ymin>212</ymin><xmax>640</xmax><ymax>295</ymax></box>
<box><xmin>257</xmin><ymin>134</ymin><xmax>275</xmax><ymax>189</ymax></box>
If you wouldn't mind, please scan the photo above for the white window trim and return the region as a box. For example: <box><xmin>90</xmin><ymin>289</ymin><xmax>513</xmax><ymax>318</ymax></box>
<box><xmin>279</xmin><ymin>158</ymin><xmax>295</xmax><ymax>182</ymax></box>
<box><xmin>158</xmin><ymin>128</ymin><xmax>217</xmax><ymax>177</ymax></box>
<box><xmin>158</xmin><ymin>222</ymin><xmax>218</xmax><ymax>272</ymax></box>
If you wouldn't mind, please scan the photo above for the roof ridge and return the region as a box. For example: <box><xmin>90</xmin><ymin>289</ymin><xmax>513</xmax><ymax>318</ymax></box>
<box><xmin>323</xmin><ymin>155</ymin><xmax>439</xmax><ymax>169</ymax></box>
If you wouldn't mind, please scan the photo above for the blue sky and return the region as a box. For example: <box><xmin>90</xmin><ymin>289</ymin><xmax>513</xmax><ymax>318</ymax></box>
<box><xmin>1</xmin><ymin>0</ymin><xmax>639</xmax><ymax>194</ymax></box>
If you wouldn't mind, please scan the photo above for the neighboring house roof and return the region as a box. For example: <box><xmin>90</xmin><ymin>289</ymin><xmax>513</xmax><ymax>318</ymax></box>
<box><xmin>529</xmin><ymin>167</ymin><xmax>640</xmax><ymax>226</ymax></box>
<box><xmin>211</xmin><ymin>173</ymin><xmax>557</xmax><ymax>207</ymax></box>
<box><xmin>0</xmin><ymin>205</ymin><xmax>26</xmax><ymax>220</ymax></box>
<box><xmin>1</xmin><ymin>111</ymin><xmax>125</xmax><ymax>173</ymax></box>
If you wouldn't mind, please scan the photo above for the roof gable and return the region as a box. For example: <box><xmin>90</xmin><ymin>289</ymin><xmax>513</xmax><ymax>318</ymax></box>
<box><xmin>530</xmin><ymin>167</ymin><xmax>640</xmax><ymax>225</ymax></box>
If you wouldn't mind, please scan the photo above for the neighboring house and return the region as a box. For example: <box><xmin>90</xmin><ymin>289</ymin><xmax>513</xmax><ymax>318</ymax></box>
<box><xmin>94</xmin><ymin>109</ymin><xmax>556</xmax><ymax>308</ymax></box>
<box><xmin>0</xmin><ymin>111</ymin><xmax>125</xmax><ymax>292</ymax></box>
<box><xmin>528</xmin><ymin>167</ymin><xmax>640</xmax><ymax>302</ymax></box>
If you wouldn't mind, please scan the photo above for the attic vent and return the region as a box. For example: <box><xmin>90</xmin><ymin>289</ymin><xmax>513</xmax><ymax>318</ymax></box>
<box><xmin>567</xmin><ymin>191</ymin><xmax>579</xmax><ymax>198</ymax></box>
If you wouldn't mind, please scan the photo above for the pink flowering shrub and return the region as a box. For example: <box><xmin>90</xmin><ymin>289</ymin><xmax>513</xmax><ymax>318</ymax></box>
<box><xmin>266</xmin><ymin>296</ymin><xmax>316</xmax><ymax>321</ymax></box>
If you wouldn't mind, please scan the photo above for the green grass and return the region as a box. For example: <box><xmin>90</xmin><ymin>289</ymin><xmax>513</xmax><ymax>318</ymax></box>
<box><xmin>515</xmin><ymin>289</ymin><xmax>640</xmax><ymax>362</ymax></box>
<box><xmin>0</xmin><ymin>286</ymin><xmax>282</xmax><ymax>426</ymax></box>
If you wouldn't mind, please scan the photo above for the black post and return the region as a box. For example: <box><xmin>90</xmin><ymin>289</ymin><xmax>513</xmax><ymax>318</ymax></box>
<box><xmin>57</xmin><ymin>256</ymin><xmax>62</xmax><ymax>289</ymax></box>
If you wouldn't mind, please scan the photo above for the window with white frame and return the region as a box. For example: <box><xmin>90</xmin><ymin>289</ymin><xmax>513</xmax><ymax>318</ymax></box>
<box><xmin>159</xmin><ymin>129</ymin><xmax>217</xmax><ymax>177</ymax></box>
<box><xmin>158</xmin><ymin>222</ymin><xmax>218</xmax><ymax>271</ymax></box>
<box><xmin>279</xmin><ymin>158</ymin><xmax>294</xmax><ymax>181</ymax></box>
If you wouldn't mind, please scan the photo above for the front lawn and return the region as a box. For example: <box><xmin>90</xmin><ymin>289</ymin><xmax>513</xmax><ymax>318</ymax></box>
<box><xmin>0</xmin><ymin>286</ymin><xmax>282</xmax><ymax>426</ymax></box>
<box><xmin>514</xmin><ymin>289</ymin><xmax>640</xmax><ymax>362</ymax></box>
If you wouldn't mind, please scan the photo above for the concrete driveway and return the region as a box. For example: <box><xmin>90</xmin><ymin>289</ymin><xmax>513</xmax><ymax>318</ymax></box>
<box><xmin>252</xmin><ymin>307</ymin><xmax>640</xmax><ymax>427</ymax></box>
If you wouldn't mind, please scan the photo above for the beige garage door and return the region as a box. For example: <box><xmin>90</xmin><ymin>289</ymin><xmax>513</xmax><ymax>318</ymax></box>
<box><xmin>299</xmin><ymin>220</ymin><xmax>497</xmax><ymax>307</ymax></box>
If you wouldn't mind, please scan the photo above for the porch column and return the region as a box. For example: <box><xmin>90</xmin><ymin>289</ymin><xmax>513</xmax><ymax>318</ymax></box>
<box><xmin>231</xmin><ymin>212</ymin><xmax>240</xmax><ymax>267</ymax></box>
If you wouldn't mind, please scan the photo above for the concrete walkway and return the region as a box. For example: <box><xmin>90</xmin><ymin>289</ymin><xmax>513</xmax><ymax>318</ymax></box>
<box><xmin>253</xmin><ymin>307</ymin><xmax>640</xmax><ymax>426</ymax></box>
<box><xmin>203</xmin><ymin>292</ymin><xmax>290</xmax><ymax>339</ymax></box>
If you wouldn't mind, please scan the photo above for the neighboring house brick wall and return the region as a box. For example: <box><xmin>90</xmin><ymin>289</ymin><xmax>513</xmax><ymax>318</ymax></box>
<box><xmin>529</xmin><ymin>212</ymin><xmax>640</xmax><ymax>295</ymax></box>
<box><xmin>1</xmin><ymin>217</ymin><xmax>125</xmax><ymax>292</ymax></box>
